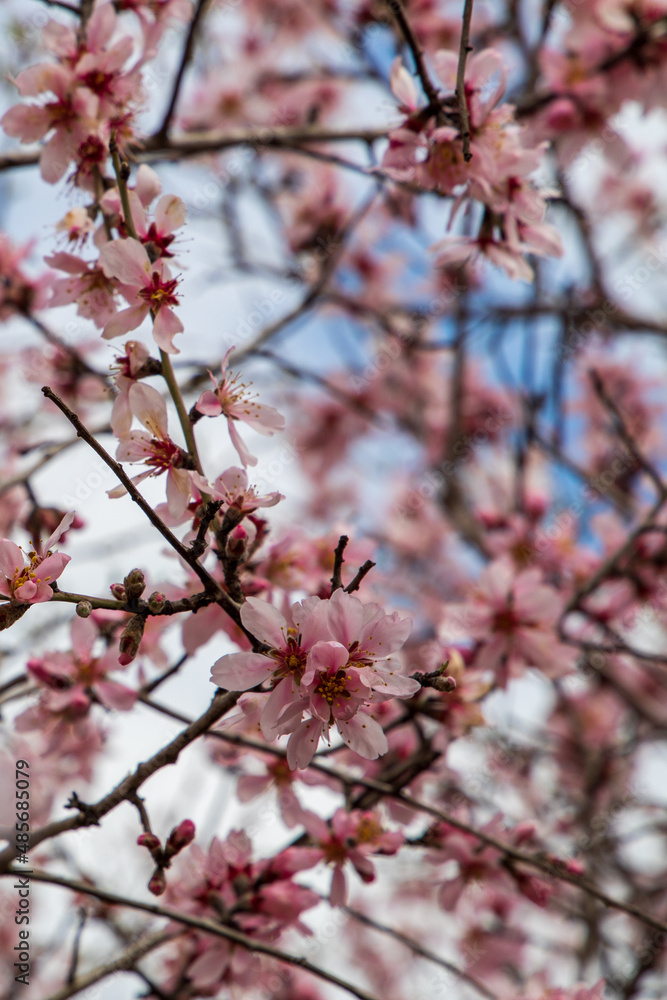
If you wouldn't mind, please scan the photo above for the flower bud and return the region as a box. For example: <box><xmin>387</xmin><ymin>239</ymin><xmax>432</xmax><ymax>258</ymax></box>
<box><xmin>123</xmin><ymin>568</ymin><xmax>146</xmax><ymax>601</ymax></box>
<box><xmin>137</xmin><ymin>832</ymin><xmax>161</xmax><ymax>852</ymax></box>
<box><xmin>118</xmin><ymin>614</ymin><xmax>146</xmax><ymax>666</ymax></box>
<box><xmin>110</xmin><ymin>583</ymin><xmax>126</xmax><ymax>601</ymax></box>
<box><xmin>76</xmin><ymin>601</ymin><xmax>93</xmax><ymax>618</ymax></box>
<box><xmin>148</xmin><ymin>591</ymin><xmax>166</xmax><ymax>613</ymax></box>
<box><xmin>148</xmin><ymin>868</ymin><xmax>167</xmax><ymax>896</ymax></box>
<box><xmin>165</xmin><ymin>819</ymin><xmax>196</xmax><ymax>857</ymax></box>
<box><xmin>433</xmin><ymin>675</ymin><xmax>457</xmax><ymax>692</ymax></box>
<box><xmin>226</xmin><ymin>524</ymin><xmax>249</xmax><ymax>559</ymax></box>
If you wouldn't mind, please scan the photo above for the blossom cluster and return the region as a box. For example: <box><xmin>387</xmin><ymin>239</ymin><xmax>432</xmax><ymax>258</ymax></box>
<box><xmin>384</xmin><ymin>49</ymin><xmax>563</xmax><ymax>281</ymax></box>
<box><xmin>211</xmin><ymin>589</ymin><xmax>419</xmax><ymax>767</ymax></box>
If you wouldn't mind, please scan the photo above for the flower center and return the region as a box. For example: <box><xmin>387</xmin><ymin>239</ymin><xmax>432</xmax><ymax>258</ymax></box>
<box><xmin>272</xmin><ymin>636</ymin><xmax>307</xmax><ymax>679</ymax></box>
<box><xmin>140</xmin><ymin>273</ymin><xmax>179</xmax><ymax>311</ymax></box>
<box><xmin>146</xmin><ymin>437</ymin><xmax>182</xmax><ymax>472</ymax></box>
<box><xmin>315</xmin><ymin>669</ymin><xmax>351</xmax><ymax>705</ymax></box>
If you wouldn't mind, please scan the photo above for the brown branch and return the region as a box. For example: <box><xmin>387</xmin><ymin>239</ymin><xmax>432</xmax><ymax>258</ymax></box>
<box><xmin>0</xmin><ymin>125</ymin><xmax>388</xmax><ymax>173</ymax></box>
<box><xmin>0</xmin><ymin>688</ymin><xmax>239</xmax><ymax>871</ymax></box>
<box><xmin>386</xmin><ymin>0</ymin><xmax>442</xmax><ymax>109</ymax></box>
<box><xmin>40</xmin><ymin>386</ymin><xmax>243</xmax><ymax>627</ymax></box>
<box><xmin>7</xmin><ymin>869</ymin><xmax>382</xmax><ymax>1000</ymax></box>
<box><xmin>36</xmin><ymin>0</ymin><xmax>80</xmax><ymax>11</ymax></box>
<box><xmin>456</xmin><ymin>0</ymin><xmax>475</xmax><ymax>161</ymax></box>
<box><xmin>330</xmin><ymin>535</ymin><xmax>348</xmax><ymax>593</ymax></box>
<box><xmin>156</xmin><ymin>0</ymin><xmax>211</xmax><ymax>139</ymax></box>
<box><xmin>43</xmin><ymin>930</ymin><xmax>178</xmax><ymax>1000</ymax></box>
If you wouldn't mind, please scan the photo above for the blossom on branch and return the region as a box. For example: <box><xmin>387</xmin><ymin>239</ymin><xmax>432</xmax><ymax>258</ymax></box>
<box><xmin>110</xmin><ymin>382</ymin><xmax>195</xmax><ymax>518</ymax></box>
<box><xmin>0</xmin><ymin>512</ymin><xmax>72</xmax><ymax>605</ymax></box>
<box><xmin>99</xmin><ymin>238</ymin><xmax>183</xmax><ymax>352</ymax></box>
<box><xmin>196</xmin><ymin>348</ymin><xmax>285</xmax><ymax>467</ymax></box>
<box><xmin>211</xmin><ymin>589</ymin><xmax>418</xmax><ymax>768</ymax></box>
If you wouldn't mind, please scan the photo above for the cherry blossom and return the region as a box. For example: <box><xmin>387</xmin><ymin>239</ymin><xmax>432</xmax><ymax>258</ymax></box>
<box><xmin>110</xmin><ymin>382</ymin><xmax>195</xmax><ymax>518</ymax></box>
<box><xmin>99</xmin><ymin>165</ymin><xmax>186</xmax><ymax>258</ymax></box>
<box><xmin>15</xmin><ymin>616</ymin><xmax>135</xmax><ymax>750</ymax></box>
<box><xmin>0</xmin><ymin>512</ymin><xmax>72</xmax><ymax>604</ymax></box>
<box><xmin>299</xmin><ymin>808</ymin><xmax>404</xmax><ymax>905</ymax></box>
<box><xmin>99</xmin><ymin>238</ymin><xmax>183</xmax><ymax>352</ymax></box>
<box><xmin>192</xmin><ymin>467</ymin><xmax>283</xmax><ymax>515</ymax></box>
<box><xmin>195</xmin><ymin>348</ymin><xmax>285</xmax><ymax>466</ymax></box>
<box><xmin>439</xmin><ymin>557</ymin><xmax>577</xmax><ymax>686</ymax></box>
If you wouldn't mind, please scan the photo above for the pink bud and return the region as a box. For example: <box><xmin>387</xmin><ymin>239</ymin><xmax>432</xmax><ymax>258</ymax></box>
<box><xmin>148</xmin><ymin>868</ymin><xmax>167</xmax><ymax>896</ymax></box>
<box><xmin>137</xmin><ymin>832</ymin><xmax>161</xmax><ymax>851</ymax></box>
<box><xmin>110</xmin><ymin>583</ymin><xmax>126</xmax><ymax>601</ymax></box>
<box><xmin>226</xmin><ymin>524</ymin><xmax>249</xmax><ymax>559</ymax></box>
<box><xmin>118</xmin><ymin>614</ymin><xmax>146</xmax><ymax>665</ymax></box>
<box><xmin>148</xmin><ymin>591</ymin><xmax>166</xmax><ymax>612</ymax></box>
<box><xmin>166</xmin><ymin>819</ymin><xmax>196</xmax><ymax>856</ymax></box>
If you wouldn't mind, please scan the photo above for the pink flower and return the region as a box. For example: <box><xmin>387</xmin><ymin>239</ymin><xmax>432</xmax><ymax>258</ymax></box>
<box><xmin>322</xmin><ymin>588</ymin><xmax>416</xmax><ymax>698</ymax></box>
<box><xmin>192</xmin><ymin>467</ymin><xmax>283</xmax><ymax>514</ymax></box>
<box><xmin>46</xmin><ymin>251</ymin><xmax>119</xmax><ymax>328</ymax></box>
<box><xmin>196</xmin><ymin>348</ymin><xmax>285</xmax><ymax>466</ymax></box>
<box><xmin>211</xmin><ymin>594</ymin><xmax>327</xmax><ymax>723</ymax></box>
<box><xmin>18</xmin><ymin>615</ymin><xmax>136</xmax><ymax>740</ymax></box>
<box><xmin>163</xmin><ymin>828</ymin><xmax>318</xmax><ymax>992</ymax></box>
<box><xmin>382</xmin><ymin>48</ymin><xmax>562</xmax><ymax>280</ymax></box>
<box><xmin>99</xmin><ymin>238</ymin><xmax>183</xmax><ymax>353</ymax></box>
<box><xmin>236</xmin><ymin>757</ymin><xmax>304</xmax><ymax>827</ymax></box>
<box><xmin>1</xmin><ymin>65</ymin><xmax>99</xmax><ymax>183</ymax></box>
<box><xmin>0</xmin><ymin>512</ymin><xmax>72</xmax><ymax>604</ymax></box>
<box><xmin>300</xmin><ymin>808</ymin><xmax>403</xmax><ymax>905</ymax></box>
<box><xmin>55</xmin><ymin>208</ymin><xmax>96</xmax><ymax>248</ymax></box>
<box><xmin>439</xmin><ymin>557</ymin><xmax>576</xmax><ymax>686</ymax></box>
<box><xmin>110</xmin><ymin>382</ymin><xmax>195</xmax><ymax>519</ymax></box>
<box><xmin>99</xmin><ymin>165</ymin><xmax>186</xmax><ymax>259</ymax></box>
<box><xmin>109</xmin><ymin>340</ymin><xmax>153</xmax><ymax>436</ymax></box>
<box><xmin>212</xmin><ymin>589</ymin><xmax>416</xmax><ymax>768</ymax></box>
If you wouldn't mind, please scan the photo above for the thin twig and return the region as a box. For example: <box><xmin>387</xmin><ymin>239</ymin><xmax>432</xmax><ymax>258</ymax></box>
<box><xmin>344</xmin><ymin>560</ymin><xmax>376</xmax><ymax>593</ymax></box>
<box><xmin>386</xmin><ymin>0</ymin><xmax>441</xmax><ymax>109</ymax></box>
<box><xmin>330</xmin><ymin>535</ymin><xmax>348</xmax><ymax>593</ymax></box>
<box><xmin>40</xmin><ymin>386</ymin><xmax>242</xmax><ymax>625</ymax></box>
<box><xmin>65</xmin><ymin>909</ymin><xmax>87</xmax><ymax>984</ymax></box>
<box><xmin>156</xmin><ymin>0</ymin><xmax>211</xmax><ymax>138</ymax></box>
<box><xmin>0</xmin><ymin>688</ymin><xmax>240</xmax><ymax>871</ymax></box>
<box><xmin>455</xmin><ymin>0</ymin><xmax>475</xmax><ymax>161</ymax></box>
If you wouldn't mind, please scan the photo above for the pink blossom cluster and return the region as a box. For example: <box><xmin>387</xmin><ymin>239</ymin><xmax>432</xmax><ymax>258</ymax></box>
<box><xmin>211</xmin><ymin>589</ymin><xmax>419</xmax><ymax>767</ymax></box>
<box><xmin>1</xmin><ymin>3</ymin><xmax>143</xmax><ymax>184</ymax></box>
<box><xmin>384</xmin><ymin>49</ymin><xmax>563</xmax><ymax>281</ymax></box>
<box><xmin>15</xmin><ymin>615</ymin><xmax>136</xmax><ymax>753</ymax></box>
<box><xmin>163</xmin><ymin>829</ymin><xmax>319</xmax><ymax>992</ymax></box>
